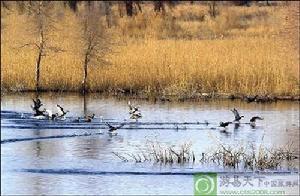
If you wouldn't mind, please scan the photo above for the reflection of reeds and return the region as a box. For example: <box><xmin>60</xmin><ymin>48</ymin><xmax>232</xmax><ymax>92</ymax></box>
<box><xmin>112</xmin><ymin>141</ymin><xmax>298</xmax><ymax>171</ymax></box>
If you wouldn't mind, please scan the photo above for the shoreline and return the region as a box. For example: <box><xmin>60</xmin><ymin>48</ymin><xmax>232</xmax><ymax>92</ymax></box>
<box><xmin>1</xmin><ymin>89</ymin><xmax>299</xmax><ymax>103</ymax></box>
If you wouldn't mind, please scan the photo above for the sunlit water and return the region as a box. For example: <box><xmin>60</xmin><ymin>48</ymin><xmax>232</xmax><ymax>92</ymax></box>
<box><xmin>1</xmin><ymin>93</ymin><xmax>299</xmax><ymax>195</ymax></box>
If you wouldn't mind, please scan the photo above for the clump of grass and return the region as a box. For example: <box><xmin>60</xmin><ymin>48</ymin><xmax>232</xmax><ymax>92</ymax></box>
<box><xmin>112</xmin><ymin>140</ymin><xmax>196</xmax><ymax>165</ymax></box>
<box><xmin>113</xmin><ymin>141</ymin><xmax>298</xmax><ymax>171</ymax></box>
<box><xmin>208</xmin><ymin>144</ymin><xmax>245</xmax><ymax>168</ymax></box>
<box><xmin>203</xmin><ymin>142</ymin><xmax>298</xmax><ymax>170</ymax></box>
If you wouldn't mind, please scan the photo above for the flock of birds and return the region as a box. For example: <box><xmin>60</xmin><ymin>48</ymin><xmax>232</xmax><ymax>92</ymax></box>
<box><xmin>219</xmin><ymin>108</ymin><xmax>264</xmax><ymax>131</ymax></box>
<box><xmin>30</xmin><ymin>98</ymin><xmax>264</xmax><ymax>135</ymax></box>
<box><xmin>30</xmin><ymin>98</ymin><xmax>142</xmax><ymax>135</ymax></box>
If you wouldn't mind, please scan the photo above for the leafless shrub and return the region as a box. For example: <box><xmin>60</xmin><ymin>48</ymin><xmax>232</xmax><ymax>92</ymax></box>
<box><xmin>77</xmin><ymin>5</ymin><xmax>111</xmax><ymax>94</ymax></box>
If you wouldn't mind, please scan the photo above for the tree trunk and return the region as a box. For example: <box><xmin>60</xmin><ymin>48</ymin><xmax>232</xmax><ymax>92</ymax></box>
<box><xmin>209</xmin><ymin>2</ymin><xmax>217</xmax><ymax>18</ymax></box>
<box><xmin>35</xmin><ymin>50</ymin><xmax>42</xmax><ymax>91</ymax></box>
<box><xmin>104</xmin><ymin>2</ymin><xmax>111</xmax><ymax>28</ymax></box>
<box><xmin>35</xmin><ymin>28</ymin><xmax>44</xmax><ymax>92</ymax></box>
<box><xmin>83</xmin><ymin>94</ymin><xmax>87</xmax><ymax>116</ymax></box>
<box><xmin>125</xmin><ymin>1</ymin><xmax>133</xmax><ymax>16</ymax></box>
<box><xmin>154</xmin><ymin>1</ymin><xmax>165</xmax><ymax>13</ymax></box>
<box><xmin>82</xmin><ymin>53</ymin><xmax>89</xmax><ymax>94</ymax></box>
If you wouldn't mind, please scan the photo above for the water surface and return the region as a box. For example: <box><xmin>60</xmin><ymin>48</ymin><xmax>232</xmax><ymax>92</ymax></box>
<box><xmin>1</xmin><ymin>93</ymin><xmax>299</xmax><ymax>195</ymax></box>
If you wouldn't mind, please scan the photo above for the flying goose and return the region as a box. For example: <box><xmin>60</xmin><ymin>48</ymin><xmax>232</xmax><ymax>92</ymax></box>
<box><xmin>44</xmin><ymin>109</ymin><xmax>59</xmax><ymax>120</ymax></box>
<box><xmin>105</xmin><ymin>122</ymin><xmax>125</xmax><ymax>133</ymax></box>
<box><xmin>84</xmin><ymin>113</ymin><xmax>95</xmax><ymax>122</ymax></box>
<box><xmin>128</xmin><ymin>101</ymin><xmax>140</xmax><ymax>114</ymax></box>
<box><xmin>130</xmin><ymin>112</ymin><xmax>142</xmax><ymax>121</ymax></box>
<box><xmin>219</xmin><ymin>121</ymin><xmax>232</xmax><ymax>132</ymax></box>
<box><xmin>220</xmin><ymin>122</ymin><xmax>232</xmax><ymax>133</ymax></box>
<box><xmin>32</xmin><ymin>98</ymin><xmax>43</xmax><ymax>108</ymax></box>
<box><xmin>250</xmin><ymin>116</ymin><xmax>264</xmax><ymax>127</ymax></box>
<box><xmin>31</xmin><ymin>98</ymin><xmax>44</xmax><ymax>116</ymax></box>
<box><xmin>231</xmin><ymin>108</ymin><xmax>244</xmax><ymax>122</ymax></box>
<box><xmin>56</xmin><ymin>104</ymin><xmax>69</xmax><ymax>117</ymax></box>
<box><xmin>220</xmin><ymin>121</ymin><xmax>232</xmax><ymax>128</ymax></box>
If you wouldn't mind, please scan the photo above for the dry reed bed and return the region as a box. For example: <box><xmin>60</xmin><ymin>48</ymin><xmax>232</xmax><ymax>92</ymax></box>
<box><xmin>1</xmin><ymin>3</ymin><xmax>299</xmax><ymax>97</ymax></box>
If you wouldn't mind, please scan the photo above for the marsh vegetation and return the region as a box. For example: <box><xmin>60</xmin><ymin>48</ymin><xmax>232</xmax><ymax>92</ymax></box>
<box><xmin>1</xmin><ymin>1</ymin><xmax>299</xmax><ymax>99</ymax></box>
<box><xmin>113</xmin><ymin>140</ymin><xmax>298</xmax><ymax>171</ymax></box>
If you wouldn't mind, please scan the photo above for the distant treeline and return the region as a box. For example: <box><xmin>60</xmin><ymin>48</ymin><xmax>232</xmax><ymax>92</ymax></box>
<box><xmin>1</xmin><ymin>1</ymin><xmax>288</xmax><ymax>17</ymax></box>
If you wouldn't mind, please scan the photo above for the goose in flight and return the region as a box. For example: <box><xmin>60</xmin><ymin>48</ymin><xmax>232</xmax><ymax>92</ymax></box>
<box><xmin>84</xmin><ymin>113</ymin><xmax>95</xmax><ymax>122</ymax></box>
<box><xmin>32</xmin><ymin>109</ymin><xmax>56</xmax><ymax>120</ymax></box>
<box><xmin>105</xmin><ymin>122</ymin><xmax>125</xmax><ymax>134</ymax></box>
<box><xmin>56</xmin><ymin>104</ymin><xmax>69</xmax><ymax>118</ymax></box>
<box><xmin>32</xmin><ymin>98</ymin><xmax>43</xmax><ymax>108</ymax></box>
<box><xmin>250</xmin><ymin>116</ymin><xmax>264</xmax><ymax>127</ymax></box>
<box><xmin>219</xmin><ymin>121</ymin><xmax>232</xmax><ymax>132</ymax></box>
<box><xmin>128</xmin><ymin>101</ymin><xmax>140</xmax><ymax>114</ymax></box>
<box><xmin>31</xmin><ymin>98</ymin><xmax>44</xmax><ymax>116</ymax></box>
<box><xmin>231</xmin><ymin>108</ymin><xmax>244</xmax><ymax>122</ymax></box>
<box><xmin>220</xmin><ymin>121</ymin><xmax>232</xmax><ymax>128</ymax></box>
<box><xmin>130</xmin><ymin>112</ymin><xmax>142</xmax><ymax>121</ymax></box>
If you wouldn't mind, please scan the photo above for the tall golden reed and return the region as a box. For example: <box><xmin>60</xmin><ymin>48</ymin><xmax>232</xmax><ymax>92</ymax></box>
<box><xmin>1</xmin><ymin>2</ymin><xmax>299</xmax><ymax>97</ymax></box>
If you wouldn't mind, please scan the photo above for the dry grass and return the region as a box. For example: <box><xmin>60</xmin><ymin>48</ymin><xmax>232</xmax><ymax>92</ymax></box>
<box><xmin>113</xmin><ymin>140</ymin><xmax>196</xmax><ymax>164</ymax></box>
<box><xmin>1</xmin><ymin>2</ymin><xmax>299</xmax><ymax>97</ymax></box>
<box><xmin>113</xmin><ymin>140</ymin><xmax>298</xmax><ymax>170</ymax></box>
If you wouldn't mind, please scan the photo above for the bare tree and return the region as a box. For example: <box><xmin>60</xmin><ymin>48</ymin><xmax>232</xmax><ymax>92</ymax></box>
<box><xmin>16</xmin><ymin>2</ymin><xmax>63</xmax><ymax>91</ymax></box>
<box><xmin>78</xmin><ymin>5</ymin><xmax>111</xmax><ymax>94</ymax></box>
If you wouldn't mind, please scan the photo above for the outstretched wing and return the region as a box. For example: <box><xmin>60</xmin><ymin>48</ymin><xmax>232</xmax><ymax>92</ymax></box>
<box><xmin>231</xmin><ymin>108</ymin><xmax>240</xmax><ymax>120</ymax></box>
<box><xmin>57</xmin><ymin>104</ymin><xmax>63</xmax><ymax>112</ymax></box>
<box><xmin>88</xmin><ymin>114</ymin><xmax>94</xmax><ymax>119</ymax></box>
<box><xmin>105</xmin><ymin>122</ymin><xmax>114</xmax><ymax>129</ymax></box>
<box><xmin>116</xmin><ymin>123</ymin><xmax>125</xmax><ymax>129</ymax></box>
<box><xmin>251</xmin><ymin>116</ymin><xmax>264</xmax><ymax>122</ymax></box>
<box><xmin>36</xmin><ymin>98</ymin><xmax>42</xmax><ymax>105</ymax></box>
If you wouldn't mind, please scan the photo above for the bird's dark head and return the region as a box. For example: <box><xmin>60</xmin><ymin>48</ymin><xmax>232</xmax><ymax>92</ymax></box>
<box><xmin>241</xmin><ymin>116</ymin><xmax>244</xmax><ymax>118</ymax></box>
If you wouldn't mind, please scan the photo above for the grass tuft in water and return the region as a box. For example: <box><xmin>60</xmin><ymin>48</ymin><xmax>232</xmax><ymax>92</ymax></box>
<box><xmin>113</xmin><ymin>141</ymin><xmax>298</xmax><ymax>171</ymax></box>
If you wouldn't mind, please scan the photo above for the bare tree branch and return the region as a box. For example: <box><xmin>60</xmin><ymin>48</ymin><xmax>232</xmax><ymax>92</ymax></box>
<box><xmin>13</xmin><ymin>42</ymin><xmax>40</xmax><ymax>50</ymax></box>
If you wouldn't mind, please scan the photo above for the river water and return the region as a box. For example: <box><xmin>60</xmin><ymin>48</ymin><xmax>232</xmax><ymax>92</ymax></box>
<box><xmin>1</xmin><ymin>93</ymin><xmax>299</xmax><ymax>195</ymax></box>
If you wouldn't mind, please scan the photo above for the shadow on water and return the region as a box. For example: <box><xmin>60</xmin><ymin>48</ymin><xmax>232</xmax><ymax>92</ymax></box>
<box><xmin>18</xmin><ymin>168</ymin><xmax>296</xmax><ymax>176</ymax></box>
